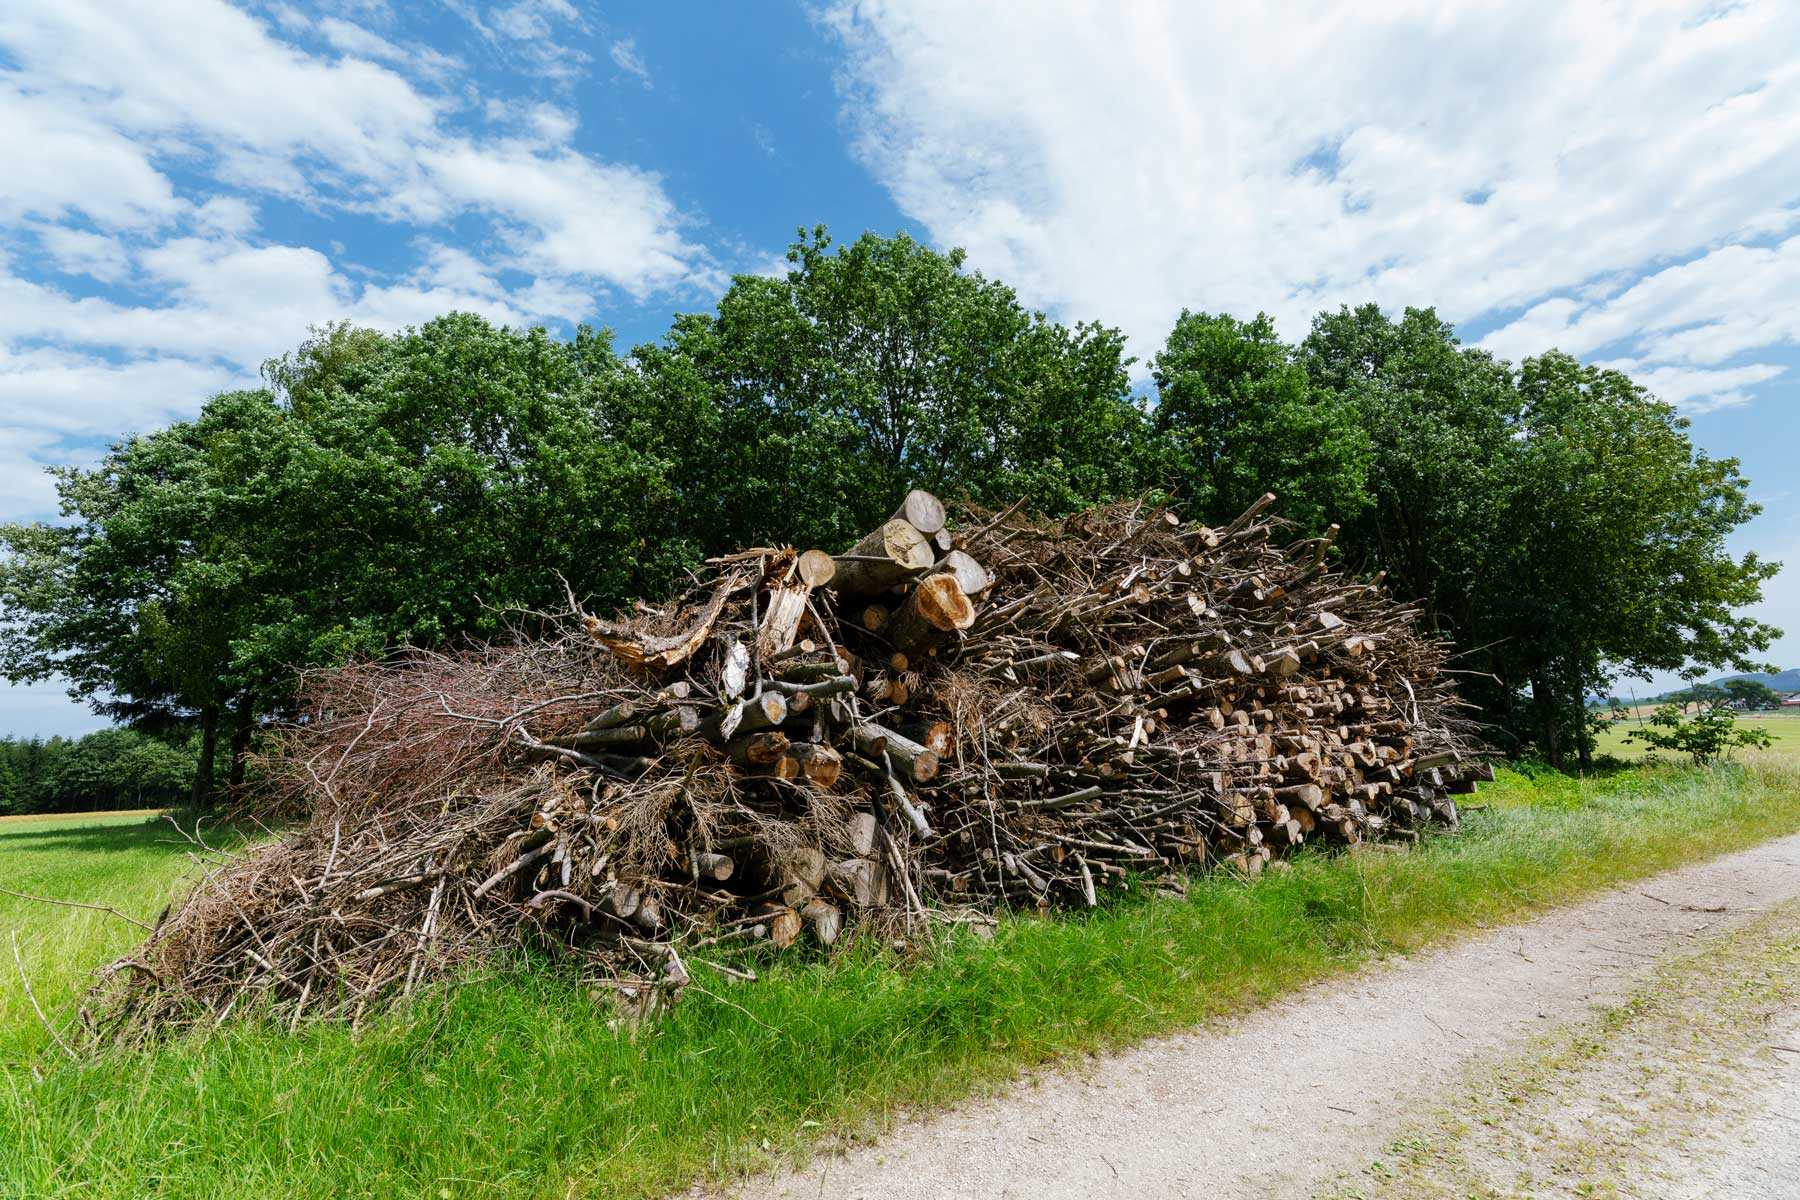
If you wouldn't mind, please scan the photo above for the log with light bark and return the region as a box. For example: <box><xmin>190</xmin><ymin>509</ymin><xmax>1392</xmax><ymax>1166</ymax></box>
<box><xmin>829</xmin><ymin>519</ymin><xmax>936</xmax><ymax>595</ymax></box>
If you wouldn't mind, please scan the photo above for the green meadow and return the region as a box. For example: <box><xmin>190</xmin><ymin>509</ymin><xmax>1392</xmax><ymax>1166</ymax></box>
<box><xmin>3</xmin><ymin>752</ymin><xmax>1797</xmax><ymax>1199</ymax></box>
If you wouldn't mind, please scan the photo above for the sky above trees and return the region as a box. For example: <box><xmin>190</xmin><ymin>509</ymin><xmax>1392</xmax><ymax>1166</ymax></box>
<box><xmin>2</xmin><ymin>0</ymin><xmax>1797</xmax><ymax>733</ymax></box>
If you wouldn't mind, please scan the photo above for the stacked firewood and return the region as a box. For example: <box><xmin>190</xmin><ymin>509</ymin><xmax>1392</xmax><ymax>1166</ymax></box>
<box><xmin>93</xmin><ymin>491</ymin><xmax>1486</xmax><ymax>1035</ymax></box>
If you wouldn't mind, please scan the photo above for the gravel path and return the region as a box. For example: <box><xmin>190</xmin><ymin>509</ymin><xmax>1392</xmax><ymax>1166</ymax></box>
<box><xmin>723</xmin><ymin>834</ymin><xmax>1800</xmax><ymax>1200</ymax></box>
<box><xmin>1654</xmin><ymin>1012</ymin><xmax>1800</xmax><ymax>1200</ymax></box>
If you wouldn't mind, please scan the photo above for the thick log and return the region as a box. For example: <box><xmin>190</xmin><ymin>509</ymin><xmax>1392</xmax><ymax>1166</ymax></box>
<box><xmin>885</xmin><ymin>573</ymin><xmax>976</xmax><ymax>657</ymax></box>
<box><xmin>783</xmin><ymin>847</ymin><xmax>827</xmax><ymax>892</ymax></box>
<box><xmin>845</xmin><ymin>812</ymin><xmax>878</xmax><ymax>855</ymax></box>
<box><xmin>939</xmin><ymin>549</ymin><xmax>993</xmax><ymax>597</ymax></box>
<box><xmin>767</xmin><ymin>906</ymin><xmax>803</xmax><ymax>949</ymax></box>
<box><xmin>803</xmin><ymin>897</ymin><xmax>844</xmax><ymax>945</ymax></box>
<box><xmin>756</xmin><ymin>584</ymin><xmax>811</xmax><ymax>659</ymax></box>
<box><xmin>701</xmin><ymin>691</ymin><xmax>788</xmax><ymax>741</ymax></box>
<box><xmin>830</xmin><ymin>520</ymin><xmax>935</xmax><ymax>595</ymax></box>
<box><xmin>907</xmin><ymin>719</ymin><xmax>954</xmax><ymax>757</ymax></box>
<box><xmin>790</xmin><ymin>742</ymin><xmax>843</xmax><ymax>788</ymax></box>
<box><xmin>851</xmin><ymin>722</ymin><xmax>940</xmax><ymax>784</ymax></box>
<box><xmin>891</xmin><ymin>488</ymin><xmax>947</xmax><ymax>536</ymax></box>
<box><xmin>728</xmin><ymin>731</ymin><xmax>790</xmax><ymax>768</ymax></box>
<box><xmin>694</xmin><ymin>852</ymin><xmax>735</xmax><ymax>882</ymax></box>
<box><xmin>828</xmin><ymin>857</ymin><xmax>887</xmax><ymax>907</ymax></box>
<box><xmin>645</xmin><ymin>706</ymin><xmax>700</xmax><ymax>740</ymax></box>
<box><xmin>796</xmin><ymin>549</ymin><xmax>837</xmax><ymax>588</ymax></box>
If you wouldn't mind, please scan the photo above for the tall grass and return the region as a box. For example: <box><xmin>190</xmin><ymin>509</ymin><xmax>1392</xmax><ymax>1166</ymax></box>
<box><xmin>2</xmin><ymin>758</ymin><xmax>1797</xmax><ymax>1200</ymax></box>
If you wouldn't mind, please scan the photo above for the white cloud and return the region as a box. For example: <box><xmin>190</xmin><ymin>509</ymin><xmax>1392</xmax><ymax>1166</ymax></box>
<box><xmin>316</xmin><ymin>15</ymin><xmax>462</xmax><ymax>81</ymax></box>
<box><xmin>0</xmin><ymin>1</ymin><xmax>710</xmax><ymax>297</ymax></box>
<box><xmin>0</xmin><ymin>0</ymin><xmax>726</xmax><ymax>533</ymax></box>
<box><xmin>829</xmin><ymin>0</ymin><xmax>1800</xmax><ymax>411</ymax></box>
<box><xmin>0</xmin><ymin>81</ymin><xmax>181</xmax><ymax>230</ymax></box>
<box><xmin>34</xmin><ymin>227</ymin><xmax>131</xmax><ymax>283</ymax></box>
<box><xmin>0</xmin><ymin>345</ymin><xmax>239</xmax><ymax>438</ymax></box>
<box><xmin>610</xmin><ymin>38</ymin><xmax>652</xmax><ymax>88</ymax></box>
<box><xmin>1602</xmin><ymin>362</ymin><xmax>1787</xmax><ymax>415</ymax></box>
<box><xmin>453</xmin><ymin>0</ymin><xmax>590</xmax><ymax>81</ymax></box>
<box><xmin>418</xmin><ymin>141</ymin><xmax>711</xmax><ymax>296</ymax></box>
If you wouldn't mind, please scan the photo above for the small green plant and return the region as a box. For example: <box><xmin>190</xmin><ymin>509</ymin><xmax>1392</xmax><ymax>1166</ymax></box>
<box><xmin>1626</xmin><ymin>703</ymin><xmax>1772</xmax><ymax>765</ymax></box>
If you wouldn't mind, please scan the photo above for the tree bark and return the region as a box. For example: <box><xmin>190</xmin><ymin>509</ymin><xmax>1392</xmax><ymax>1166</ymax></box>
<box><xmin>829</xmin><ymin>520</ymin><xmax>935</xmax><ymax>595</ymax></box>
<box><xmin>192</xmin><ymin>705</ymin><xmax>219</xmax><ymax>809</ymax></box>
<box><xmin>227</xmin><ymin>698</ymin><xmax>254</xmax><ymax>801</ymax></box>
<box><xmin>1532</xmin><ymin>671</ymin><xmax>1563</xmax><ymax>770</ymax></box>
<box><xmin>885</xmin><ymin>572</ymin><xmax>975</xmax><ymax>657</ymax></box>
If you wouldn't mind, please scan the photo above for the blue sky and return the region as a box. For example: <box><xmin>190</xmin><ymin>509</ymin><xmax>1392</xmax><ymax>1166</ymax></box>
<box><xmin>2</xmin><ymin>0</ymin><xmax>1797</xmax><ymax>736</ymax></box>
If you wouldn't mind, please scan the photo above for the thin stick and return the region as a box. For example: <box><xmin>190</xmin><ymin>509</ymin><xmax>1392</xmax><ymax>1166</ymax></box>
<box><xmin>0</xmin><ymin>888</ymin><xmax>153</xmax><ymax>930</ymax></box>
<box><xmin>12</xmin><ymin>931</ymin><xmax>76</xmax><ymax>1060</ymax></box>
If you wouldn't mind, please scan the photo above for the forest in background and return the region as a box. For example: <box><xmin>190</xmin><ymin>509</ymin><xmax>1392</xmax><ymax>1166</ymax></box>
<box><xmin>0</xmin><ymin>729</ymin><xmax>195</xmax><ymax>815</ymax></box>
<box><xmin>0</xmin><ymin>228</ymin><xmax>1781</xmax><ymax>809</ymax></box>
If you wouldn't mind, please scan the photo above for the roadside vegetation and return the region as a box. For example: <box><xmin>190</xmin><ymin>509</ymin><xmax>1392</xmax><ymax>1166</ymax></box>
<box><xmin>4</xmin><ymin>754</ymin><xmax>1797</xmax><ymax>1199</ymax></box>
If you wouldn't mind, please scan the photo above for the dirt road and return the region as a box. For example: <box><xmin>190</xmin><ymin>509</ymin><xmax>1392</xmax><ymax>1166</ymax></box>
<box><xmin>724</xmin><ymin>835</ymin><xmax>1800</xmax><ymax>1199</ymax></box>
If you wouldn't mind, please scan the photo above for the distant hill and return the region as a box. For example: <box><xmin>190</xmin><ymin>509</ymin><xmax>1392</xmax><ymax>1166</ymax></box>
<box><xmin>1715</xmin><ymin>668</ymin><xmax>1800</xmax><ymax>694</ymax></box>
<box><xmin>1614</xmin><ymin>668</ymin><xmax>1800</xmax><ymax>706</ymax></box>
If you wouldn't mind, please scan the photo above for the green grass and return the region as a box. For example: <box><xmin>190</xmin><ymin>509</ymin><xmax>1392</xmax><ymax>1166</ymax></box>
<box><xmin>3</xmin><ymin>757</ymin><xmax>1799</xmax><ymax>1200</ymax></box>
<box><xmin>0</xmin><ymin>810</ymin><xmax>258</xmax><ymax>1064</ymax></box>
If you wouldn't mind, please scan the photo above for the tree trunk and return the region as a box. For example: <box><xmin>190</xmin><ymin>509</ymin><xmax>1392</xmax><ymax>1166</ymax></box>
<box><xmin>884</xmin><ymin>572</ymin><xmax>975</xmax><ymax>657</ymax></box>
<box><xmin>829</xmin><ymin>520</ymin><xmax>935</xmax><ymax>595</ymax></box>
<box><xmin>228</xmin><ymin>698</ymin><xmax>254</xmax><ymax>801</ymax></box>
<box><xmin>1533</xmin><ymin>672</ymin><xmax>1562</xmax><ymax>770</ymax></box>
<box><xmin>1575</xmin><ymin>696</ymin><xmax>1593</xmax><ymax>772</ymax></box>
<box><xmin>193</xmin><ymin>705</ymin><xmax>219</xmax><ymax>809</ymax></box>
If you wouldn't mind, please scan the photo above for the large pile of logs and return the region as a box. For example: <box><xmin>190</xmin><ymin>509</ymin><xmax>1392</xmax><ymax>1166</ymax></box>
<box><xmin>93</xmin><ymin>492</ymin><xmax>1486</xmax><ymax>1035</ymax></box>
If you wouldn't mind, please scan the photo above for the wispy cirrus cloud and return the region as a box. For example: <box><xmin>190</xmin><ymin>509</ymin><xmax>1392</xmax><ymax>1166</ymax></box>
<box><xmin>828</xmin><ymin>0</ymin><xmax>1800</xmax><ymax>412</ymax></box>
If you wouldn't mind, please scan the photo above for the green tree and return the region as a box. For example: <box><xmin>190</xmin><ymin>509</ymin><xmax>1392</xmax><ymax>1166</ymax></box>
<box><xmin>632</xmin><ymin>227</ymin><xmax>1152</xmax><ymax>552</ymax></box>
<box><xmin>1627</xmin><ymin>702</ymin><xmax>1772</xmax><ymax>765</ymax></box>
<box><xmin>1488</xmin><ymin>354</ymin><xmax>1778</xmax><ymax>765</ymax></box>
<box><xmin>1</xmin><ymin>316</ymin><xmax>689</xmax><ymax>804</ymax></box>
<box><xmin>1300</xmin><ymin>306</ymin><xmax>1778</xmax><ymax>767</ymax></box>
<box><xmin>1299</xmin><ymin>304</ymin><xmax>1518</xmax><ymax>636</ymax></box>
<box><xmin>0</xmin><ymin>753</ymin><xmax>22</xmax><ymax>815</ymax></box>
<box><xmin>1722</xmin><ymin>678</ymin><xmax>1781</xmax><ymax>710</ymax></box>
<box><xmin>1150</xmin><ymin>310</ymin><xmax>1368</xmax><ymax>535</ymax></box>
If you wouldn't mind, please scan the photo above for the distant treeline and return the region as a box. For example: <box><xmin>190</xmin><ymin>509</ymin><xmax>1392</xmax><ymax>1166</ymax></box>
<box><xmin>0</xmin><ymin>228</ymin><xmax>1781</xmax><ymax>797</ymax></box>
<box><xmin>0</xmin><ymin>729</ymin><xmax>198</xmax><ymax>816</ymax></box>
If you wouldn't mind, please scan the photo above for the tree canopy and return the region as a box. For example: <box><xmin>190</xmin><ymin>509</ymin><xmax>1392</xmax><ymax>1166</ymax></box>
<box><xmin>1150</xmin><ymin>310</ymin><xmax>1368</xmax><ymax>536</ymax></box>
<box><xmin>627</xmin><ymin>227</ymin><xmax>1150</xmax><ymax>553</ymax></box>
<box><xmin>0</xmin><ymin>228</ymin><xmax>1783</xmax><ymax>781</ymax></box>
<box><xmin>0</xmin><ymin>729</ymin><xmax>195</xmax><ymax>816</ymax></box>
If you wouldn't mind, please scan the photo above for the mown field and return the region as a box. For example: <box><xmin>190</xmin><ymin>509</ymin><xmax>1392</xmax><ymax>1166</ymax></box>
<box><xmin>1592</xmin><ymin>709</ymin><xmax>1800</xmax><ymax>760</ymax></box>
<box><xmin>3</xmin><ymin>751</ymin><xmax>1799</xmax><ymax>1199</ymax></box>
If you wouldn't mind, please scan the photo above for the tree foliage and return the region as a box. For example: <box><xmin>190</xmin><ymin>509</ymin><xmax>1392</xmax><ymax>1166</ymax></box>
<box><xmin>0</xmin><ymin>230</ymin><xmax>1784</xmax><ymax>780</ymax></box>
<box><xmin>1296</xmin><ymin>306</ymin><xmax>1778</xmax><ymax>767</ymax></box>
<box><xmin>0</xmin><ymin>729</ymin><xmax>195</xmax><ymax>815</ymax></box>
<box><xmin>1626</xmin><ymin>702</ymin><xmax>1773</xmax><ymax>765</ymax></box>
<box><xmin>1722</xmin><ymin>678</ymin><xmax>1782</xmax><ymax>710</ymax></box>
<box><xmin>630</xmin><ymin>228</ymin><xmax>1150</xmax><ymax>552</ymax></box>
<box><xmin>1150</xmin><ymin>310</ymin><xmax>1367</xmax><ymax>535</ymax></box>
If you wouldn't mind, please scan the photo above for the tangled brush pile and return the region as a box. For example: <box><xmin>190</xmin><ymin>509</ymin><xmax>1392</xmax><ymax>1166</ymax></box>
<box><xmin>90</xmin><ymin>491</ymin><xmax>1486</xmax><ymax>1037</ymax></box>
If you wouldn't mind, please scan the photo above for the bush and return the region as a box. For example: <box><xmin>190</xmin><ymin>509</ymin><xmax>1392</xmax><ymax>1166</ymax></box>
<box><xmin>1626</xmin><ymin>703</ymin><xmax>1772</xmax><ymax>765</ymax></box>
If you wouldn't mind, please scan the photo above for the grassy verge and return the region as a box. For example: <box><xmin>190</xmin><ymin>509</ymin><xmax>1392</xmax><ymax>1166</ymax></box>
<box><xmin>0</xmin><ymin>809</ymin><xmax>256</xmax><ymax>1063</ymax></box>
<box><xmin>2</xmin><ymin>757</ymin><xmax>1798</xmax><ymax>1199</ymax></box>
